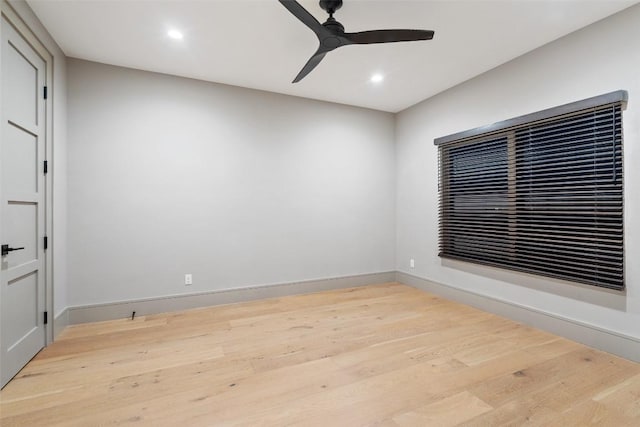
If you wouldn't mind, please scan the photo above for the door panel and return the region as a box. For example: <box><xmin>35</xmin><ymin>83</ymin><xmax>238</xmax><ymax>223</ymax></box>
<box><xmin>3</xmin><ymin>124</ymin><xmax>38</xmax><ymax>194</ymax></box>
<box><xmin>1</xmin><ymin>16</ymin><xmax>47</xmax><ymax>388</ymax></box>
<box><xmin>5</xmin><ymin>272</ymin><xmax>39</xmax><ymax>350</ymax></box>
<box><xmin>4</xmin><ymin>39</ymin><xmax>38</xmax><ymax>127</ymax></box>
<box><xmin>5</xmin><ymin>202</ymin><xmax>38</xmax><ymax>266</ymax></box>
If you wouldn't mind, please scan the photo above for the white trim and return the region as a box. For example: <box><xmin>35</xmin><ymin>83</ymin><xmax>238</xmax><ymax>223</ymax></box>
<box><xmin>396</xmin><ymin>271</ymin><xmax>640</xmax><ymax>363</ymax></box>
<box><xmin>57</xmin><ymin>270</ymin><xmax>640</xmax><ymax>363</ymax></box>
<box><xmin>67</xmin><ymin>272</ymin><xmax>397</xmax><ymax>324</ymax></box>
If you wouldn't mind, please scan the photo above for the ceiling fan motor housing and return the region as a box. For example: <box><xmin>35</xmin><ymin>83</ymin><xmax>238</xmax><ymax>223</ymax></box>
<box><xmin>322</xmin><ymin>17</ymin><xmax>345</xmax><ymax>34</ymax></box>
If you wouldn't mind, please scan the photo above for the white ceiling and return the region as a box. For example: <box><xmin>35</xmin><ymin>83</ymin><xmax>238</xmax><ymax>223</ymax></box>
<box><xmin>27</xmin><ymin>0</ymin><xmax>636</xmax><ymax>112</ymax></box>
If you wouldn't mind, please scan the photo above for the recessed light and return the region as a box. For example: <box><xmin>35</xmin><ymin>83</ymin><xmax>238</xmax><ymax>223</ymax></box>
<box><xmin>370</xmin><ymin>73</ymin><xmax>384</xmax><ymax>83</ymax></box>
<box><xmin>167</xmin><ymin>29</ymin><xmax>184</xmax><ymax>40</ymax></box>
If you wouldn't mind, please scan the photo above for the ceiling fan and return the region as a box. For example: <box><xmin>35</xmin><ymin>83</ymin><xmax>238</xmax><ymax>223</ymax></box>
<box><xmin>278</xmin><ymin>0</ymin><xmax>435</xmax><ymax>83</ymax></box>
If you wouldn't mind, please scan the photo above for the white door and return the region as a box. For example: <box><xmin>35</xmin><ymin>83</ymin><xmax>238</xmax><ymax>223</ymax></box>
<box><xmin>0</xmin><ymin>16</ymin><xmax>47</xmax><ymax>388</ymax></box>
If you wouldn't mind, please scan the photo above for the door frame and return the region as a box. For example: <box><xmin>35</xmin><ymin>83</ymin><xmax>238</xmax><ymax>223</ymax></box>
<box><xmin>0</xmin><ymin>0</ymin><xmax>54</xmax><ymax>349</ymax></box>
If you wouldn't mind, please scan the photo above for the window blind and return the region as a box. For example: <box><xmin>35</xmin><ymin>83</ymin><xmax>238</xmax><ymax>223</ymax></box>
<box><xmin>436</xmin><ymin>92</ymin><xmax>625</xmax><ymax>290</ymax></box>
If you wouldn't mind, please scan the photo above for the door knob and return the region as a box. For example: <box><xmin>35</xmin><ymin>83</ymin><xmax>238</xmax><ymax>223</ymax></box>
<box><xmin>1</xmin><ymin>244</ymin><xmax>25</xmax><ymax>256</ymax></box>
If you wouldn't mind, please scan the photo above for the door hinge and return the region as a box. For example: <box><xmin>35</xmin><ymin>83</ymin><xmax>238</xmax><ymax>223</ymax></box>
<box><xmin>44</xmin><ymin>86</ymin><xmax>48</xmax><ymax>100</ymax></box>
<box><xmin>44</xmin><ymin>236</ymin><xmax>48</xmax><ymax>250</ymax></box>
<box><xmin>44</xmin><ymin>160</ymin><xmax>48</xmax><ymax>174</ymax></box>
<box><xmin>44</xmin><ymin>311</ymin><xmax>48</xmax><ymax>325</ymax></box>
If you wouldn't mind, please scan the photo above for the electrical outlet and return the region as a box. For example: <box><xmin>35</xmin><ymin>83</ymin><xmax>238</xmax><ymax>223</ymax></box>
<box><xmin>185</xmin><ymin>273</ymin><xmax>193</xmax><ymax>286</ymax></box>
<box><xmin>410</xmin><ymin>258</ymin><xmax>415</xmax><ymax>268</ymax></box>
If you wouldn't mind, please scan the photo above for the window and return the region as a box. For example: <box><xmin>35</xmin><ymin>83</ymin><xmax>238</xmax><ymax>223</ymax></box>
<box><xmin>436</xmin><ymin>91</ymin><xmax>625</xmax><ymax>290</ymax></box>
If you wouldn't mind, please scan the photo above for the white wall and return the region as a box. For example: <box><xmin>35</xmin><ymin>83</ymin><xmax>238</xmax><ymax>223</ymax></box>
<box><xmin>396</xmin><ymin>5</ymin><xmax>640</xmax><ymax>340</ymax></box>
<box><xmin>8</xmin><ymin>0</ymin><xmax>68</xmax><ymax>318</ymax></box>
<box><xmin>67</xmin><ymin>59</ymin><xmax>396</xmax><ymax>306</ymax></box>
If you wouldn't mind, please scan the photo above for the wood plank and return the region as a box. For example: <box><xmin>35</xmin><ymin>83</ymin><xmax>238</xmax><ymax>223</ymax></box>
<box><xmin>393</xmin><ymin>391</ymin><xmax>493</xmax><ymax>427</ymax></box>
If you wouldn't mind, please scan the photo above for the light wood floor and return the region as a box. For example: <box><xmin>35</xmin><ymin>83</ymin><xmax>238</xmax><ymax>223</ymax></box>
<box><xmin>1</xmin><ymin>283</ymin><xmax>639</xmax><ymax>426</ymax></box>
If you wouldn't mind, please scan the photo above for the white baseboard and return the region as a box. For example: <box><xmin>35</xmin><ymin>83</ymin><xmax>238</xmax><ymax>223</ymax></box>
<box><xmin>66</xmin><ymin>271</ymin><xmax>397</xmax><ymax>325</ymax></box>
<box><xmin>396</xmin><ymin>271</ymin><xmax>640</xmax><ymax>363</ymax></box>
<box><xmin>57</xmin><ymin>270</ymin><xmax>639</xmax><ymax>364</ymax></box>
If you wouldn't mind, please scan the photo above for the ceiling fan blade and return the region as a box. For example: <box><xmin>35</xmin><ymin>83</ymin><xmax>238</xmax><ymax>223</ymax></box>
<box><xmin>278</xmin><ymin>0</ymin><xmax>325</xmax><ymax>37</ymax></box>
<box><xmin>292</xmin><ymin>48</ymin><xmax>328</xmax><ymax>83</ymax></box>
<box><xmin>344</xmin><ymin>29</ymin><xmax>434</xmax><ymax>45</ymax></box>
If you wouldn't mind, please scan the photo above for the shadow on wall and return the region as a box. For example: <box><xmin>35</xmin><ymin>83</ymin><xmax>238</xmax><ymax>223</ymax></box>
<box><xmin>441</xmin><ymin>258</ymin><xmax>626</xmax><ymax>312</ymax></box>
